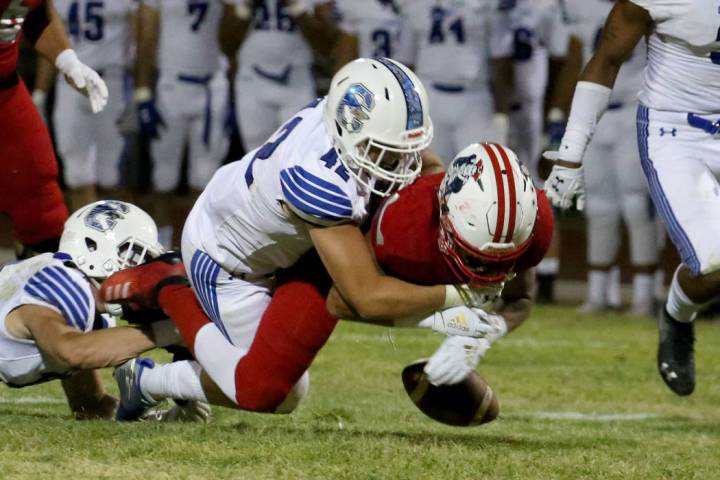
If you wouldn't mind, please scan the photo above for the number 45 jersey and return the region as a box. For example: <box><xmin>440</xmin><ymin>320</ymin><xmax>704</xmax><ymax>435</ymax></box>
<box><xmin>629</xmin><ymin>0</ymin><xmax>720</xmax><ymax>113</ymax></box>
<box><xmin>182</xmin><ymin>98</ymin><xmax>371</xmax><ymax>276</ymax></box>
<box><xmin>54</xmin><ymin>0</ymin><xmax>137</xmax><ymax>71</ymax></box>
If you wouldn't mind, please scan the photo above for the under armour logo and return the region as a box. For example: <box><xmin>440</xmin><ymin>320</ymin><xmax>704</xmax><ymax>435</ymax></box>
<box><xmin>659</xmin><ymin>127</ymin><xmax>677</xmax><ymax>137</ymax></box>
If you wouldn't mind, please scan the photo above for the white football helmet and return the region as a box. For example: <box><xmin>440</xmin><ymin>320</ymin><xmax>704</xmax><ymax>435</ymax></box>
<box><xmin>438</xmin><ymin>143</ymin><xmax>538</xmax><ymax>285</ymax></box>
<box><xmin>59</xmin><ymin>200</ymin><xmax>164</xmax><ymax>280</ymax></box>
<box><xmin>324</xmin><ymin>57</ymin><xmax>433</xmax><ymax>196</ymax></box>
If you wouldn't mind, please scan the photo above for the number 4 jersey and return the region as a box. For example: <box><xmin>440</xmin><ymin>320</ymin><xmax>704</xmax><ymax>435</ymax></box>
<box><xmin>630</xmin><ymin>0</ymin><xmax>720</xmax><ymax>114</ymax></box>
<box><xmin>182</xmin><ymin>98</ymin><xmax>371</xmax><ymax>276</ymax></box>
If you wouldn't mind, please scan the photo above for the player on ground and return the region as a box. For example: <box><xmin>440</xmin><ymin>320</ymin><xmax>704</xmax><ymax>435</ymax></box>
<box><xmin>0</xmin><ymin>0</ymin><xmax>107</xmax><ymax>258</ymax></box>
<box><xmin>543</xmin><ymin>0</ymin><xmax>720</xmax><ymax>395</ymax></box>
<box><xmin>0</xmin><ymin>200</ymin><xmax>181</xmax><ymax>419</ymax></box>
<box><xmin>33</xmin><ymin>0</ymin><xmax>137</xmax><ymax>211</ymax></box>
<box><xmin>134</xmin><ymin>0</ymin><xmax>233</xmax><ymax>247</ymax></box>
<box><xmin>223</xmin><ymin>0</ymin><xmax>336</xmax><ymax>151</ymax></box>
<box><xmin>396</xmin><ymin>0</ymin><xmax>514</xmax><ymax>164</ymax></box>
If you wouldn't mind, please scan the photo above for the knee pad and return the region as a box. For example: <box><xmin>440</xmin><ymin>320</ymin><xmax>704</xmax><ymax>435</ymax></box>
<box><xmin>274</xmin><ymin>371</ymin><xmax>310</xmax><ymax>414</ymax></box>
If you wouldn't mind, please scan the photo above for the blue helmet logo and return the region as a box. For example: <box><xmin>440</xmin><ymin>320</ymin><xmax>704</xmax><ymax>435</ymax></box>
<box><xmin>84</xmin><ymin>201</ymin><xmax>130</xmax><ymax>232</ymax></box>
<box><xmin>336</xmin><ymin>83</ymin><xmax>375</xmax><ymax>134</ymax></box>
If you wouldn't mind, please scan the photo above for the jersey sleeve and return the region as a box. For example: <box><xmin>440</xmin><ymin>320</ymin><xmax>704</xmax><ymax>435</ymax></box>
<box><xmin>628</xmin><ymin>0</ymin><xmax>678</xmax><ymax>22</ymax></box>
<box><xmin>22</xmin><ymin>265</ymin><xmax>95</xmax><ymax>332</ymax></box>
<box><xmin>279</xmin><ymin>165</ymin><xmax>356</xmax><ymax>227</ymax></box>
<box><xmin>487</xmin><ymin>10</ymin><xmax>514</xmax><ymax>59</ymax></box>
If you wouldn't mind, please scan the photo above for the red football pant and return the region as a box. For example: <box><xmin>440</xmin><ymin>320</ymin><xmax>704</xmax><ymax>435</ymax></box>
<box><xmin>0</xmin><ymin>79</ymin><xmax>68</xmax><ymax>246</ymax></box>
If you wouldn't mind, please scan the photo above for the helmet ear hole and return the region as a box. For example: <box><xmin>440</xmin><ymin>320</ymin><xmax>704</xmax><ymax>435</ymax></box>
<box><xmin>85</xmin><ymin>237</ymin><xmax>98</xmax><ymax>252</ymax></box>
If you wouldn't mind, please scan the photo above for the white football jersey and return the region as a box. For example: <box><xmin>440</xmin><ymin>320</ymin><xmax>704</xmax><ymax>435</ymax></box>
<box><xmin>55</xmin><ymin>0</ymin><xmax>137</xmax><ymax>70</ymax></box>
<box><xmin>334</xmin><ymin>0</ymin><xmax>404</xmax><ymax>60</ymax></box>
<box><xmin>563</xmin><ymin>0</ymin><xmax>646</xmax><ymax>105</ymax></box>
<box><xmin>143</xmin><ymin>0</ymin><xmax>226</xmax><ymax>75</ymax></box>
<box><xmin>183</xmin><ymin>98</ymin><xmax>371</xmax><ymax>276</ymax></box>
<box><xmin>509</xmin><ymin>0</ymin><xmax>568</xmax><ymax>101</ymax></box>
<box><xmin>630</xmin><ymin>0</ymin><xmax>720</xmax><ymax>113</ymax></box>
<box><xmin>397</xmin><ymin>0</ymin><xmax>513</xmax><ymax>88</ymax></box>
<box><xmin>0</xmin><ymin>254</ymin><xmax>95</xmax><ymax>387</ymax></box>
<box><xmin>238</xmin><ymin>0</ymin><xmax>326</xmax><ymax>74</ymax></box>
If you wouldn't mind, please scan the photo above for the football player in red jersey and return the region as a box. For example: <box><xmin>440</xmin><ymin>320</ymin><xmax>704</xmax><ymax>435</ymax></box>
<box><xmin>0</xmin><ymin>0</ymin><xmax>107</xmax><ymax>257</ymax></box>
<box><xmin>99</xmin><ymin>142</ymin><xmax>553</xmax><ymax>418</ymax></box>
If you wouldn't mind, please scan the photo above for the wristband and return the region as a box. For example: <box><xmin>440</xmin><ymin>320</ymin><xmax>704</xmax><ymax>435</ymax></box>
<box><xmin>54</xmin><ymin>49</ymin><xmax>78</xmax><ymax>72</ymax></box>
<box><xmin>134</xmin><ymin>86</ymin><xmax>153</xmax><ymax>102</ymax></box>
<box><xmin>558</xmin><ymin>81</ymin><xmax>612</xmax><ymax>163</ymax></box>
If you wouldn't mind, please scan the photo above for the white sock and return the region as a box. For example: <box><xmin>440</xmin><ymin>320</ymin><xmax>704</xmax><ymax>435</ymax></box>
<box><xmin>632</xmin><ymin>273</ymin><xmax>654</xmax><ymax>312</ymax></box>
<box><xmin>193</xmin><ymin>324</ymin><xmax>246</xmax><ymax>405</ymax></box>
<box><xmin>586</xmin><ymin>270</ymin><xmax>608</xmax><ymax>307</ymax></box>
<box><xmin>665</xmin><ymin>268</ymin><xmax>703</xmax><ymax>323</ymax></box>
<box><xmin>538</xmin><ymin>257</ymin><xmax>559</xmax><ymax>275</ymax></box>
<box><xmin>607</xmin><ymin>266</ymin><xmax>622</xmax><ymax>308</ymax></box>
<box><xmin>140</xmin><ymin>360</ymin><xmax>208</xmax><ymax>402</ymax></box>
<box><xmin>654</xmin><ymin>268</ymin><xmax>665</xmax><ymax>301</ymax></box>
<box><xmin>158</xmin><ymin>225</ymin><xmax>173</xmax><ymax>250</ymax></box>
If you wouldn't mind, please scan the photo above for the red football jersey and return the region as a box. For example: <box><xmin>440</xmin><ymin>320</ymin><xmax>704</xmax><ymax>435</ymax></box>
<box><xmin>369</xmin><ymin>173</ymin><xmax>554</xmax><ymax>286</ymax></box>
<box><xmin>0</xmin><ymin>0</ymin><xmax>47</xmax><ymax>79</ymax></box>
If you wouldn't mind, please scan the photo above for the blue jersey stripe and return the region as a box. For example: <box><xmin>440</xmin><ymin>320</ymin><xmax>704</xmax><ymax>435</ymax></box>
<box><xmin>189</xmin><ymin>251</ymin><xmax>232</xmax><ymax>343</ymax></box>
<box><xmin>292</xmin><ymin>166</ymin><xmax>348</xmax><ymax>198</ymax></box>
<box><xmin>44</xmin><ymin>267</ymin><xmax>91</xmax><ymax>317</ymax></box>
<box><xmin>51</xmin><ymin>267</ymin><xmax>91</xmax><ymax>309</ymax></box>
<box><xmin>285</xmin><ymin>168</ymin><xmax>353</xmax><ymax>209</ymax></box>
<box><xmin>280</xmin><ymin>175</ymin><xmax>353</xmax><ymax>222</ymax></box>
<box><xmin>375</xmin><ymin>57</ymin><xmax>424</xmax><ymax>130</ymax></box>
<box><xmin>31</xmin><ymin>272</ymin><xmax>86</xmax><ymax>329</ymax></box>
<box><xmin>25</xmin><ymin>277</ymin><xmax>84</xmax><ymax>330</ymax></box>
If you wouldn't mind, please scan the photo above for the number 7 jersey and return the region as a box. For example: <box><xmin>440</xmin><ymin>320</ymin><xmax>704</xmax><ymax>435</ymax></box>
<box><xmin>182</xmin><ymin>98</ymin><xmax>371</xmax><ymax>276</ymax></box>
<box><xmin>630</xmin><ymin>0</ymin><xmax>720</xmax><ymax>113</ymax></box>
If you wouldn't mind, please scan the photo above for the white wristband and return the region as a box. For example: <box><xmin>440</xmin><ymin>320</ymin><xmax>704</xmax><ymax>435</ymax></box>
<box><xmin>234</xmin><ymin>2</ymin><xmax>251</xmax><ymax>20</ymax></box>
<box><xmin>443</xmin><ymin>285</ymin><xmax>464</xmax><ymax>309</ymax></box>
<box><xmin>54</xmin><ymin>49</ymin><xmax>78</xmax><ymax>73</ymax></box>
<box><xmin>31</xmin><ymin>89</ymin><xmax>47</xmax><ymax>106</ymax></box>
<box><xmin>151</xmin><ymin>319</ymin><xmax>183</xmax><ymax>347</ymax></box>
<box><xmin>558</xmin><ymin>81</ymin><xmax>612</xmax><ymax>164</ymax></box>
<box><xmin>133</xmin><ymin>86</ymin><xmax>153</xmax><ymax>102</ymax></box>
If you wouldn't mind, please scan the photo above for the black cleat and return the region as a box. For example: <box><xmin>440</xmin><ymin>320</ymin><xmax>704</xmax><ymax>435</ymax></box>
<box><xmin>657</xmin><ymin>308</ymin><xmax>695</xmax><ymax>396</ymax></box>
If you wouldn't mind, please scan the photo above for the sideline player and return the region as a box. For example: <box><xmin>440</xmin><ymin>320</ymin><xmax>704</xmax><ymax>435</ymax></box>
<box><xmin>0</xmin><ymin>0</ymin><xmax>107</xmax><ymax>258</ymax></box>
<box><xmin>33</xmin><ymin>0</ymin><xmax>137</xmax><ymax>211</ymax></box>
<box><xmin>134</xmin><ymin>0</ymin><xmax>232</xmax><ymax>247</ymax></box>
<box><xmin>543</xmin><ymin>0</ymin><xmax>720</xmax><ymax>395</ymax></box>
<box><xmin>396</xmin><ymin>0</ymin><xmax>514</xmax><ymax>164</ymax></box>
<box><xmin>98</xmin><ymin>58</ymin><xmax>513</xmax><ymax>418</ymax></box>
<box><xmin>0</xmin><ymin>200</ymin><xmax>179</xmax><ymax>419</ymax></box>
<box><xmin>225</xmin><ymin>0</ymin><xmax>336</xmax><ymax>151</ymax></box>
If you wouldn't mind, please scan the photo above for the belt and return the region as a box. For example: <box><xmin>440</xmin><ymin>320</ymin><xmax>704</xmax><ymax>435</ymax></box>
<box><xmin>0</xmin><ymin>72</ymin><xmax>19</xmax><ymax>89</ymax></box>
<box><xmin>432</xmin><ymin>82</ymin><xmax>465</xmax><ymax>93</ymax></box>
<box><xmin>687</xmin><ymin>113</ymin><xmax>720</xmax><ymax>135</ymax></box>
<box><xmin>607</xmin><ymin>102</ymin><xmax>624</xmax><ymax>110</ymax></box>
<box><xmin>252</xmin><ymin>64</ymin><xmax>292</xmax><ymax>85</ymax></box>
<box><xmin>178</xmin><ymin>73</ymin><xmax>213</xmax><ymax>146</ymax></box>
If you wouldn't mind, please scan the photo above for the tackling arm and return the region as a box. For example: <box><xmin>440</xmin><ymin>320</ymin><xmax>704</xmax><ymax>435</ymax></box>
<box><xmin>31</xmin><ymin>1</ymin><xmax>70</xmax><ymax>62</ymax></box>
<box><xmin>61</xmin><ymin>370</ymin><xmax>118</xmax><ymax>420</ymax></box>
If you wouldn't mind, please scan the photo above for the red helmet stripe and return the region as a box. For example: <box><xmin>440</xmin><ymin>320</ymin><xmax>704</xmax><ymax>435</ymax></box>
<box><xmin>482</xmin><ymin>143</ymin><xmax>506</xmax><ymax>243</ymax></box>
<box><xmin>494</xmin><ymin>143</ymin><xmax>517</xmax><ymax>242</ymax></box>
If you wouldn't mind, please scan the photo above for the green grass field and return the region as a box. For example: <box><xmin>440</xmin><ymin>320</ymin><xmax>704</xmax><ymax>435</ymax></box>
<box><xmin>2</xmin><ymin>306</ymin><xmax>720</xmax><ymax>479</ymax></box>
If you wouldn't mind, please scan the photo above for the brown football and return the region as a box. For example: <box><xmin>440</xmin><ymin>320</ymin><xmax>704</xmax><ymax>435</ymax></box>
<box><xmin>401</xmin><ymin>360</ymin><xmax>499</xmax><ymax>426</ymax></box>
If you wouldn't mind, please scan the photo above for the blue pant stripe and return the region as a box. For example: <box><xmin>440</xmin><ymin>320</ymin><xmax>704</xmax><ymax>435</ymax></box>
<box><xmin>636</xmin><ymin>105</ymin><xmax>701</xmax><ymax>274</ymax></box>
<box><xmin>190</xmin><ymin>250</ymin><xmax>232</xmax><ymax>342</ymax></box>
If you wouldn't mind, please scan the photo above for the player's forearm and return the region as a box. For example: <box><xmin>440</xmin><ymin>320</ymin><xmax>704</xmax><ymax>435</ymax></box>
<box><xmin>34</xmin><ymin>56</ymin><xmax>56</xmax><ymax>93</ymax></box>
<box><xmin>295</xmin><ymin>12</ymin><xmax>340</xmax><ymax>56</ymax></box>
<box><xmin>60</xmin><ymin>326</ymin><xmax>156</xmax><ymax>370</ymax></box>
<box><xmin>135</xmin><ymin>5</ymin><xmax>159</xmax><ymax>90</ymax></box>
<box><xmin>32</xmin><ymin>3</ymin><xmax>71</xmax><ymax>63</ymax></box>
<box><xmin>219</xmin><ymin>3</ymin><xmax>249</xmax><ymax>59</ymax></box>
<box><xmin>497</xmin><ymin>298</ymin><xmax>531</xmax><ymax>333</ymax></box>
<box><xmin>334</xmin><ymin>32</ymin><xmax>359</xmax><ymax>73</ymax></box>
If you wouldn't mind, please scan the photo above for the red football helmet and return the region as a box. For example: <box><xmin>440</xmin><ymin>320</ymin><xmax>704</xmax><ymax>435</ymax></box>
<box><xmin>438</xmin><ymin>143</ymin><xmax>538</xmax><ymax>285</ymax></box>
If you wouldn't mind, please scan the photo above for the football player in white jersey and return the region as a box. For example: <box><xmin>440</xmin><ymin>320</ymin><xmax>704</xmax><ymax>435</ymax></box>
<box><xmin>543</xmin><ymin>0</ymin><xmax>720</xmax><ymax>396</ymax></box>
<box><xmin>0</xmin><ymin>200</ymin><xmax>181</xmax><ymax>419</ymax></box>
<box><xmin>559</xmin><ymin>0</ymin><xmax>658</xmax><ymax>317</ymax></box>
<box><xmin>32</xmin><ymin>1</ymin><xmax>136</xmax><ymax>212</ymax></box>
<box><xmin>333</xmin><ymin>0</ymin><xmax>404</xmax><ymax>70</ymax></box>
<box><xmin>396</xmin><ymin>0</ymin><xmax>514</xmax><ymax>165</ymax></box>
<box><xmin>134</xmin><ymin>0</ymin><xmax>232</xmax><ymax>247</ymax></box>
<box><xmin>99</xmin><ymin>58</ymin><xmax>503</xmax><ymax>419</ymax></box>
<box><xmin>224</xmin><ymin>0</ymin><xmax>336</xmax><ymax>151</ymax></box>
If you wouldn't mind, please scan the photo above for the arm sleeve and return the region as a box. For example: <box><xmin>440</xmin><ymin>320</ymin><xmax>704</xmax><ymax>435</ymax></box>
<box><xmin>279</xmin><ymin>166</ymin><xmax>356</xmax><ymax>227</ymax></box>
<box><xmin>22</xmin><ymin>1</ymin><xmax>51</xmax><ymax>45</ymax></box>
<box><xmin>628</xmin><ymin>0</ymin><xmax>676</xmax><ymax>22</ymax></box>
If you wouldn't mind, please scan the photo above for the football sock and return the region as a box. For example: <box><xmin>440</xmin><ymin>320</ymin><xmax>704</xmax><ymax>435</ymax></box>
<box><xmin>607</xmin><ymin>266</ymin><xmax>622</xmax><ymax>308</ymax></box>
<box><xmin>139</xmin><ymin>360</ymin><xmax>208</xmax><ymax>403</ymax></box>
<box><xmin>586</xmin><ymin>270</ymin><xmax>609</xmax><ymax>307</ymax></box>
<box><xmin>666</xmin><ymin>268</ymin><xmax>703</xmax><ymax>322</ymax></box>
<box><xmin>631</xmin><ymin>273</ymin><xmax>654</xmax><ymax>315</ymax></box>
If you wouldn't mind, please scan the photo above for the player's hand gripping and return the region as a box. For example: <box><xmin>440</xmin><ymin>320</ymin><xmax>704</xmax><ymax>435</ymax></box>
<box><xmin>424</xmin><ymin>336</ymin><xmax>490</xmax><ymax>386</ymax></box>
<box><xmin>55</xmin><ymin>49</ymin><xmax>108</xmax><ymax>113</ymax></box>
<box><xmin>542</xmin><ymin>153</ymin><xmax>585</xmax><ymax>211</ymax></box>
<box><xmin>418</xmin><ymin>305</ymin><xmax>502</xmax><ymax>338</ymax></box>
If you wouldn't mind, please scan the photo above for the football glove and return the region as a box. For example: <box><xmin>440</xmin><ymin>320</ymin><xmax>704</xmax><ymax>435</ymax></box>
<box><xmin>417</xmin><ymin>305</ymin><xmax>497</xmax><ymax>338</ymax></box>
<box><xmin>144</xmin><ymin>400</ymin><xmax>212</xmax><ymax>423</ymax></box>
<box><xmin>134</xmin><ymin>87</ymin><xmax>166</xmax><ymax>139</ymax></box>
<box><xmin>542</xmin><ymin>155</ymin><xmax>585</xmax><ymax>211</ymax></box>
<box><xmin>424</xmin><ymin>336</ymin><xmax>490</xmax><ymax>386</ymax></box>
<box><xmin>55</xmin><ymin>49</ymin><xmax>108</xmax><ymax>113</ymax></box>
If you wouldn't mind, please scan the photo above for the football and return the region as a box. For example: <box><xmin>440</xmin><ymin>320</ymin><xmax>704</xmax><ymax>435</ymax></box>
<box><xmin>401</xmin><ymin>360</ymin><xmax>499</xmax><ymax>426</ymax></box>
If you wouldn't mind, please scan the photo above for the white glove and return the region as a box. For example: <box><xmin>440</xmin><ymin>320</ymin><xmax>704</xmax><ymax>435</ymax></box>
<box><xmin>417</xmin><ymin>305</ymin><xmax>497</xmax><ymax>338</ymax></box>
<box><xmin>54</xmin><ymin>49</ymin><xmax>108</xmax><ymax>113</ymax></box>
<box><xmin>283</xmin><ymin>0</ymin><xmax>311</xmax><ymax>17</ymax></box>
<box><xmin>542</xmin><ymin>153</ymin><xmax>585</xmax><ymax>211</ymax></box>
<box><xmin>233</xmin><ymin>0</ymin><xmax>252</xmax><ymax>20</ymax></box>
<box><xmin>443</xmin><ymin>283</ymin><xmax>504</xmax><ymax>309</ymax></box>
<box><xmin>143</xmin><ymin>401</ymin><xmax>212</xmax><ymax>423</ymax></box>
<box><xmin>424</xmin><ymin>336</ymin><xmax>490</xmax><ymax>386</ymax></box>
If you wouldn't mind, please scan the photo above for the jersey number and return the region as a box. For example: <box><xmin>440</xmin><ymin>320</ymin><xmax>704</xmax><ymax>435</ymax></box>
<box><xmin>68</xmin><ymin>1</ymin><xmax>104</xmax><ymax>42</ymax></box>
<box><xmin>187</xmin><ymin>1</ymin><xmax>209</xmax><ymax>31</ymax></box>
<box><xmin>429</xmin><ymin>7</ymin><xmax>465</xmax><ymax>44</ymax></box>
<box><xmin>372</xmin><ymin>29</ymin><xmax>392</xmax><ymax>57</ymax></box>
<box><xmin>253</xmin><ymin>0</ymin><xmax>295</xmax><ymax>32</ymax></box>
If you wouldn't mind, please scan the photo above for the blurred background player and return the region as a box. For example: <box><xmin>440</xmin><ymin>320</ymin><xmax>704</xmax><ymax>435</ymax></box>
<box><xmin>559</xmin><ymin>0</ymin><xmax>658</xmax><ymax>317</ymax></box>
<box><xmin>395</xmin><ymin>0</ymin><xmax>514</xmax><ymax>164</ymax></box>
<box><xmin>225</xmin><ymin>0</ymin><xmax>336</xmax><ymax>151</ymax></box>
<box><xmin>134</xmin><ymin>0</ymin><xmax>233</xmax><ymax>248</ymax></box>
<box><xmin>33</xmin><ymin>0</ymin><xmax>137</xmax><ymax>212</ymax></box>
<box><xmin>332</xmin><ymin>0</ymin><xmax>404</xmax><ymax>71</ymax></box>
<box><xmin>0</xmin><ymin>0</ymin><xmax>107</xmax><ymax>258</ymax></box>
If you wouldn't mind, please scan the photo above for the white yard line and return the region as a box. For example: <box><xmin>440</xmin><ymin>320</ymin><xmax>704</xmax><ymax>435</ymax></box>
<box><xmin>517</xmin><ymin>411</ymin><xmax>658</xmax><ymax>422</ymax></box>
<box><xmin>0</xmin><ymin>395</ymin><xmax>65</xmax><ymax>404</ymax></box>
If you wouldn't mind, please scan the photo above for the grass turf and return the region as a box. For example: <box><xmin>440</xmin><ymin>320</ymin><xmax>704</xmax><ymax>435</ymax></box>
<box><xmin>1</xmin><ymin>306</ymin><xmax>720</xmax><ymax>479</ymax></box>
